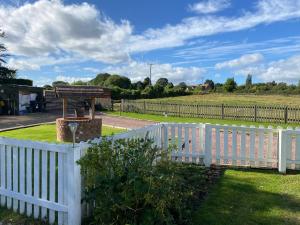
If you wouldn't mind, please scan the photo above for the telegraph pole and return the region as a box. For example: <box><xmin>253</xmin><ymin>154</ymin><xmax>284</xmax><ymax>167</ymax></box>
<box><xmin>148</xmin><ymin>63</ymin><xmax>154</xmax><ymax>85</ymax></box>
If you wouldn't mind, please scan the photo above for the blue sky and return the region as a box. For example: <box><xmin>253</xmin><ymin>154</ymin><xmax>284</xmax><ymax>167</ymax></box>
<box><xmin>0</xmin><ymin>0</ymin><xmax>300</xmax><ymax>86</ymax></box>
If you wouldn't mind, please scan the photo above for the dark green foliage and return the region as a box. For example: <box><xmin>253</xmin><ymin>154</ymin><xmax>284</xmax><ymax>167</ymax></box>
<box><xmin>104</xmin><ymin>74</ymin><xmax>131</xmax><ymax>89</ymax></box>
<box><xmin>0</xmin><ymin>31</ymin><xmax>17</xmax><ymax>79</ymax></box>
<box><xmin>72</xmin><ymin>80</ymin><xmax>88</xmax><ymax>85</ymax></box>
<box><xmin>0</xmin><ymin>78</ymin><xmax>32</xmax><ymax>86</ymax></box>
<box><xmin>224</xmin><ymin>78</ymin><xmax>237</xmax><ymax>92</ymax></box>
<box><xmin>90</xmin><ymin>73</ymin><xmax>111</xmax><ymax>86</ymax></box>
<box><xmin>204</xmin><ymin>79</ymin><xmax>215</xmax><ymax>90</ymax></box>
<box><xmin>43</xmin><ymin>84</ymin><xmax>52</xmax><ymax>90</ymax></box>
<box><xmin>78</xmin><ymin>138</ymin><xmax>215</xmax><ymax>225</ymax></box>
<box><xmin>156</xmin><ymin>78</ymin><xmax>169</xmax><ymax>87</ymax></box>
<box><xmin>245</xmin><ymin>74</ymin><xmax>252</xmax><ymax>88</ymax></box>
<box><xmin>143</xmin><ymin>77</ymin><xmax>151</xmax><ymax>87</ymax></box>
<box><xmin>52</xmin><ymin>80</ymin><xmax>69</xmax><ymax>87</ymax></box>
<box><xmin>177</xmin><ymin>82</ymin><xmax>187</xmax><ymax>90</ymax></box>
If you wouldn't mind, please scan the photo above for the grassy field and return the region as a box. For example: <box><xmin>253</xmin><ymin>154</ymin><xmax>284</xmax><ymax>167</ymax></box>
<box><xmin>138</xmin><ymin>93</ymin><xmax>300</xmax><ymax>106</ymax></box>
<box><xmin>108</xmin><ymin>111</ymin><xmax>300</xmax><ymax>128</ymax></box>
<box><xmin>0</xmin><ymin>124</ymin><xmax>125</xmax><ymax>142</ymax></box>
<box><xmin>193</xmin><ymin>169</ymin><xmax>300</xmax><ymax>225</ymax></box>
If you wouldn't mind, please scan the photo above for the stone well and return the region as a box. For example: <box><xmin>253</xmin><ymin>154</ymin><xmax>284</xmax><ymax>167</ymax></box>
<box><xmin>56</xmin><ymin>117</ymin><xmax>102</xmax><ymax>143</ymax></box>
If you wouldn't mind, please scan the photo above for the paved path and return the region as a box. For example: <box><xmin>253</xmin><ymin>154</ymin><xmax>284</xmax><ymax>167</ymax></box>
<box><xmin>0</xmin><ymin>112</ymin><xmax>154</xmax><ymax>131</ymax></box>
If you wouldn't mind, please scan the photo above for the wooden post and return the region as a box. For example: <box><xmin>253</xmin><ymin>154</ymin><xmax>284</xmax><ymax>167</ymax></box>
<box><xmin>90</xmin><ymin>97</ymin><xmax>95</xmax><ymax>119</ymax></box>
<box><xmin>63</xmin><ymin>98</ymin><xmax>67</xmax><ymax>118</ymax></box>
<box><xmin>143</xmin><ymin>101</ymin><xmax>146</xmax><ymax>113</ymax></box>
<box><xmin>221</xmin><ymin>104</ymin><xmax>224</xmax><ymax>119</ymax></box>
<box><xmin>284</xmin><ymin>106</ymin><xmax>288</xmax><ymax>124</ymax></box>
<box><xmin>254</xmin><ymin>105</ymin><xmax>257</xmax><ymax>122</ymax></box>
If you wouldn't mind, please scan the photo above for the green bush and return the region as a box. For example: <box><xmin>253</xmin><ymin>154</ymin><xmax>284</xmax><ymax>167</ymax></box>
<box><xmin>78</xmin><ymin>138</ymin><xmax>210</xmax><ymax>225</ymax></box>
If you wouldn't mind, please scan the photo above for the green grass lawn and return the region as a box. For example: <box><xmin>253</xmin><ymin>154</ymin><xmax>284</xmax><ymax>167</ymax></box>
<box><xmin>0</xmin><ymin>124</ymin><xmax>125</xmax><ymax>142</ymax></box>
<box><xmin>193</xmin><ymin>169</ymin><xmax>300</xmax><ymax>225</ymax></box>
<box><xmin>137</xmin><ymin>93</ymin><xmax>300</xmax><ymax>106</ymax></box>
<box><xmin>108</xmin><ymin>111</ymin><xmax>300</xmax><ymax>128</ymax></box>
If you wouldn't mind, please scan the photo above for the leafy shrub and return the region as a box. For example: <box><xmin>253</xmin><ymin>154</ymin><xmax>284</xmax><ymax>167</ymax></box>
<box><xmin>78</xmin><ymin>138</ymin><xmax>214</xmax><ymax>225</ymax></box>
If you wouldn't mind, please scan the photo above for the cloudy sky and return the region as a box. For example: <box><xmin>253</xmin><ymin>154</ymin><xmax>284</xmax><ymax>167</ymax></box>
<box><xmin>0</xmin><ymin>0</ymin><xmax>300</xmax><ymax>86</ymax></box>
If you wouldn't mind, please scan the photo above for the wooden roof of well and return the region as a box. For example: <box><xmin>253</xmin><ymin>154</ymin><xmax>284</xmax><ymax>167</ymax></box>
<box><xmin>55</xmin><ymin>85</ymin><xmax>111</xmax><ymax>98</ymax></box>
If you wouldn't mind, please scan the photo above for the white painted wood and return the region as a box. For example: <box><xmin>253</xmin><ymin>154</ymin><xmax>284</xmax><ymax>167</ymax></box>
<box><xmin>249</xmin><ymin>126</ymin><xmax>256</xmax><ymax>166</ymax></box>
<box><xmin>191</xmin><ymin>127</ymin><xmax>197</xmax><ymax>163</ymax></box>
<box><xmin>26</xmin><ymin>148</ymin><xmax>32</xmax><ymax>217</ymax></box>
<box><xmin>240</xmin><ymin>126</ymin><xmax>246</xmax><ymax>166</ymax></box>
<box><xmin>223</xmin><ymin>126</ymin><xmax>229</xmax><ymax>164</ymax></box>
<box><xmin>19</xmin><ymin>147</ymin><xmax>25</xmax><ymax>214</ymax></box>
<box><xmin>41</xmin><ymin>150</ymin><xmax>48</xmax><ymax>219</ymax></box>
<box><xmin>232</xmin><ymin>126</ymin><xmax>237</xmax><ymax>166</ymax></box>
<box><xmin>267</xmin><ymin>126</ymin><xmax>273</xmax><ymax>167</ymax></box>
<box><xmin>204</xmin><ymin>124</ymin><xmax>212</xmax><ymax>167</ymax></box>
<box><xmin>278</xmin><ymin>129</ymin><xmax>287</xmax><ymax>173</ymax></box>
<box><xmin>12</xmin><ymin>146</ymin><xmax>18</xmax><ymax>212</ymax></box>
<box><xmin>296</xmin><ymin>128</ymin><xmax>300</xmax><ymax>169</ymax></box>
<box><xmin>285</xmin><ymin>127</ymin><xmax>293</xmax><ymax>169</ymax></box>
<box><xmin>258</xmin><ymin>126</ymin><xmax>265</xmax><ymax>165</ymax></box>
<box><xmin>6</xmin><ymin>146</ymin><xmax>12</xmax><ymax>209</ymax></box>
<box><xmin>33</xmin><ymin>149</ymin><xmax>40</xmax><ymax>218</ymax></box>
<box><xmin>177</xmin><ymin>125</ymin><xmax>182</xmax><ymax>162</ymax></box>
<box><xmin>49</xmin><ymin>152</ymin><xmax>56</xmax><ymax>224</ymax></box>
<box><xmin>163</xmin><ymin>125</ymin><xmax>168</xmax><ymax>151</ymax></box>
<box><xmin>215</xmin><ymin>126</ymin><xmax>220</xmax><ymax>164</ymax></box>
<box><xmin>57</xmin><ymin>152</ymin><xmax>64</xmax><ymax>225</ymax></box>
<box><xmin>0</xmin><ymin>144</ymin><xmax>6</xmax><ymax>206</ymax></box>
<box><xmin>199</xmin><ymin>124</ymin><xmax>204</xmax><ymax>154</ymax></box>
<box><xmin>184</xmin><ymin>127</ymin><xmax>189</xmax><ymax>162</ymax></box>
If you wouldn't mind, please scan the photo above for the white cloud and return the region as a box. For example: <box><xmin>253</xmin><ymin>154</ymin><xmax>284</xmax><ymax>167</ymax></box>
<box><xmin>215</xmin><ymin>53</ymin><xmax>264</xmax><ymax>69</ymax></box>
<box><xmin>234</xmin><ymin>55</ymin><xmax>300</xmax><ymax>83</ymax></box>
<box><xmin>129</xmin><ymin>0</ymin><xmax>300</xmax><ymax>53</ymax></box>
<box><xmin>104</xmin><ymin>61</ymin><xmax>206</xmax><ymax>84</ymax></box>
<box><xmin>55</xmin><ymin>75</ymin><xmax>93</xmax><ymax>83</ymax></box>
<box><xmin>188</xmin><ymin>0</ymin><xmax>231</xmax><ymax>14</ymax></box>
<box><xmin>0</xmin><ymin>0</ymin><xmax>132</xmax><ymax>65</ymax></box>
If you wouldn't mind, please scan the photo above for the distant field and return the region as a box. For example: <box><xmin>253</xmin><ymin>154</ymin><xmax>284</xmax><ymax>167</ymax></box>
<box><xmin>139</xmin><ymin>94</ymin><xmax>300</xmax><ymax>106</ymax></box>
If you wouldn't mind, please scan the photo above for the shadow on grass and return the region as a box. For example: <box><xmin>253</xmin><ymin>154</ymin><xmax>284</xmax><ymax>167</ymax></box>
<box><xmin>192</xmin><ymin>168</ymin><xmax>300</xmax><ymax>225</ymax></box>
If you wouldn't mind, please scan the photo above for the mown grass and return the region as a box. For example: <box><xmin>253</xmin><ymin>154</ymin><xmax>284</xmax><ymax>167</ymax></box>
<box><xmin>137</xmin><ymin>93</ymin><xmax>300</xmax><ymax>107</ymax></box>
<box><xmin>108</xmin><ymin>111</ymin><xmax>300</xmax><ymax>128</ymax></box>
<box><xmin>0</xmin><ymin>124</ymin><xmax>125</xmax><ymax>142</ymax></box>
<box><xmin>0</xmin><ymin>208</ymin><xmax>48</xmax><ymax>225</ymax></box>
<box><xmin>193</xmin><ymin>169</ymin><xmax>300</xmax><ymax>225</ymax></box>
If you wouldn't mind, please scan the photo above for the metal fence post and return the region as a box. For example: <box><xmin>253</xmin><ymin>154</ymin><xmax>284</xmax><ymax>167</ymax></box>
<box><xmin>284</xmin><ymin>106</ymin><xmax>288</xmax><ymax>124</ymax></box>
<box><xmin>278</xmin><ymin>129</ymin><xmax>287</xmax><ymax>173</ymax></box>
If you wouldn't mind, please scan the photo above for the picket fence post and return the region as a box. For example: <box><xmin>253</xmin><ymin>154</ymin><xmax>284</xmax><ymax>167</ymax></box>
<box><xmin>278</xmin><ymin>129</ymin><xmax>287</xmax><ymax>173</ymax></box>
<box><xmin>67</xmin><ymin>145</ymin><xmax>82</xmax><ymax>225</ymax></box>
<box><xmin>204</xmin><ymin>124</ymin><xmax>212</xmax><ymax>167</ymax></box>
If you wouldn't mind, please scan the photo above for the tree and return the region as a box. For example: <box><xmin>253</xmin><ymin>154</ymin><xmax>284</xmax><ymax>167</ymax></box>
<box><xmin>72</xmin><ymin>80</ymin><xmax>88</xmax><ymax>85</ymax></box>
<box><xmin>90</xmin><ymin>73</ymin><xmax>110</xmax><ymax>86</ymax></box>
<box><xmin>177</xmin><ymin>82</ymin><xmax>187</xmax><ymax>90</ymax></box>
<box><xmin>0</xmin><ymin>30</ymin><xmax>16</xmax><ymax>79</ymax></box>
<box><xmin>104</xmin><ymin>75</ymin><xmax>131</xmax><ymax>89</ymax></box>
<box><xmin>155</xmin><ymin>78</ymin><xmax>168</xmax><ymax>87</ymax></box>
<box><xmin>52</xmin><ymin>81</ymin><xmax>69</xmax><ymax>87</ymax></box>
<box><xmin>143</xmin><ymin>77</ymin><xmax>151</xmax><ymax>87</ymax></box>
<box><xmin>204</xmin><ymin>79</ymin><xmax>215</xmax><ymax>90</ymax></box>
<box><xmin>43</xmin><ymin>84</ymin><xmax>53</xmax><ymax>90</ymax></box>
<box><xmin>224</xmin><ymin>78</ymin><xmax>237</xmax><ymax>92</ymax></box>
<box><xmin>245</xmin><ymin>74</ymin><xmax>252</xmax><ymax>88</ymax></box>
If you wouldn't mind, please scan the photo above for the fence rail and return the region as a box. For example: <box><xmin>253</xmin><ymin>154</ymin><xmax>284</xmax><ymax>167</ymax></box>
<box><xmin>120</xmin><ymin>100</ymin><xmax>300</xmax><ymax>123</ymax></box>
<box><xmin>0</xmin><ymin>123</ymin><xmax>300</xmax><ymax>224</ymax></box>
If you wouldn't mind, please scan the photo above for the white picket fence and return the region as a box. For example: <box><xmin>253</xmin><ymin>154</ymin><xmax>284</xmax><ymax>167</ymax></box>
<box><xmin>0</xmin><ymin>123</ymin><xmax>300</xmax><ymax>225</ymax></box>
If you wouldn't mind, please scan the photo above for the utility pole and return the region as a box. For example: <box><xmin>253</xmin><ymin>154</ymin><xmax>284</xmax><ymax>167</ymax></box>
<box><xmin>148</xmin><ymin>63</ymin><xmax>154</xmax><ymax>85</ymax></box>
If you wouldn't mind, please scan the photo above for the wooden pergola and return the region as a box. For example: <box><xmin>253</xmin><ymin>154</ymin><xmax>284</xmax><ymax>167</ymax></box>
<box><xmin>55</xmin><ymin>85</ymin><xmax>111</xmax><ymax>119</ymax></box>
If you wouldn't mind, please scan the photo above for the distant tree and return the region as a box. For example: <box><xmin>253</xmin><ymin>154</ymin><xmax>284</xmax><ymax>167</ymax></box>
<box><xmin>43</xmin><ymin>84</ymin><xmax>53</xmax><ymax>90</ymax></box>
<box><xmin>72</xmin><ymin>80</ymin><xmax>88</xmax><ymax>85</ymax></box>
<box><xmin>90</xmin><ymin>73</ymin><xmax>111</xmax><ymax>86</ymax></box>
<box><xmin>52</xmin><ymin>81</ymin><xmax>69</xmax><ymax>87</ymax></box>
<box><xmin>177</xmin><ymin>82</ymin><xmax>187</xmax><ymax>90</ymax></box>
<box><xmin>132</xmin><ymin>81</ymin><xmax>144</xmax><ymax>90</ymax></box>
<box><xmin>143</xmin><ymin>77</ymin><xmax>151</xmax><ymax>87</ymax></box>
<box><xmin>104</xmin><ymin>75</ymin><xmax>131</xmax><ymax>89</ymax></box>
<box><xmin>0</xmin><ymin>30</ymin><xmax>16</xmax><ymax>79</ymax></box>
<box><xmin>155</xmin><ymin>78</ymin><xmax>168</xmax><ymax>87</ymax></box>
<box><xmin>166</xmin><ymin>82</ymin><xmax>174</xmax><ymax>88</ymax></box>
<box><xmin>204</xmin><ymin>79</ymin><xmax>215</xmax><ymax>90</ymax></box>
<box><xmin>245</xmin><ymin>74</ymin><xmax>252</xmax><ymax>88</ymax></box>
<box><xmin>224</xmin><ymin>78</ymin><xmax>237</xmax><ymax>92</ymax></box>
